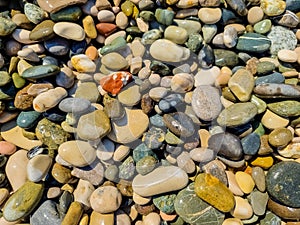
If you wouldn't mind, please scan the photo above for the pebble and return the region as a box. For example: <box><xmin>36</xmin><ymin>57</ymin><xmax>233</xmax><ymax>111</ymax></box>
<box><xmin>0</xmin><ymin>141</ymin><xmax>16</xmax><ymax>155</ymax></box>
<box><xmin>248</xmin><ymin>190</ymin><xmax>268</xmax><ymax>216</ymax></box>
<box><xmin>71</xmin><ymin>54</ymin><xmax>96</xmax><ymax>72</ymax></box>
<box><xmin>3</xmin><ymin>181</ymin><xmax>43</xmax><ymax>222</ymax></box>
<box><xmin>260</xmin><ymin>0</ymin><xmax>286</xmax><ymax>16</ymax></box>
<box><xmin>30</xmin><ymin>200</ymin><xmax>62</xmax><ymax>225</ymax></box>
<box><xmin>261</xmin><ymin>109</ymin><xmax>289</xmax><ymax>130</ymax></box>
<box><xmin>235</xmin><ymin>171</ymin><xmax>255</xmax><ymax>194</ymax></box>
<box><xmin>198</xmin><ymin>8</ymin><xmax>222</xmax><ymax>24</ymax></box>
<box><xmin>217</xmin><ymin>102</ymin><xmax>258</xmax><ymax>128</ymax></box>
<box><xmin>267</xmin><ymin>198</ymin><xmax>300</xmax><ymax>220</ymax></box>
<box><xmin>268</xmin><ymin>128</ymin><xmax>292</xmax><ymax>147</ymax></box>
<box><xmin>89</xmin><ymin>211</ymin><xmax>114</xmax><ymax>225</ymax></box>
<box><xmin>132</xmin><ymin>166</ymin><xmax>188</xmax><ymax>197</ymax></box>
<box><xmin>61</xmin><ymin>201</ymin><xmax>83</xmax><ymax>225</ymax></box>
<box><xmin>164</xmin><ymin>25</ymin><xmax>188</xmax><ymax>45</ymax></box>
<box><xmin>174</xmin><ymin>183</ymin><xmax>225</xmax><ymax>224</ymax></box>
<box><xmin>253</xmin><ymin>19</ymin><xmax>272</xmax><ymax>34</ymax></box>
<box><xmin>226</xmin><ymin>171</ymin><xmax>244</xmax><ymax>196</ymax></box>
<box><xmin>90</xmin><ymin>186</ymin><xmax>122</xmax><ymax>213</ymax></box>
<box><xmin>195</xmin><ymin>173</ymin><xmax>235</xmax><ymax>212</ymax></box>
<box><xmin>266</xmin><ymin>161</ymin><xmax>300</xmax><ymax>208</ymax></box>
<box><xmin>193</xmin><ymin>81</ymin><xmax>222</xmax><ymax>112</ymax></box>
<box><xmin>236</xmin><ymin>33</ymin><xmax>271</xmax><ymax>53</ymax></box>
<box><xmin>230</xmin><ymin>196</ymin><xmax>253</xmax><ymax>219</ymax></box>
<box><xmin>247</xmin><ymin>6</ymin><xmax>264</xmax><ymax>24</ymax></box>
<box><xmin>277</xmin><ymin>49</ymin><xmax>298</xmax><ymax>63</ymax></box>
<box><xmin>27</xmin><ymin>154</ymin><xmax>52</xmax><ymax>182</ymax></box>
<box><xmin>58</xmin><ymin>140</ymin><xmax>96</xmax><ymax>167</ymax></box>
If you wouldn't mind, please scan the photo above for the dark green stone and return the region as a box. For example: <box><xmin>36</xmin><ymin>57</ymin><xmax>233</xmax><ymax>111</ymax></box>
<box><xmin>21</xmin><ymin>65</ymin><xmax>60</xmax><ymax>79</ymax></box>
<box><xmin>17</xmin><ymin>111</ymin><xmax>41</xmax><ymax>129</ymax></box>
<box><xmin>266</xmin><ymin>161</ymin><xmax>300</xmax><ymax>208</ymax></box>
<box><xmin>174</xmin><ymin>183</ymin><xmax>224</xmax><ymax>225</ymax></box>
<box><xmin>214</xmin><ymin>49</ymin><xmax>239</xmax><ymax>67</ymax></box>
<box><xmin>100</xmin><ymin>36</ymin><xmax>127</xmax><ymax>55</ymax></box>
<box><xmin>236</xmin><ymin>33</ymin><xmax>271</xmax><ymax>53</ymax></box>
<box><xmin>139</xmin><ymin>11</ymin><xmax>156</xmax><ymax>21</ymax></box>
<box><xmin>260</xmin><ymin>211</ymin><xmax>281</xmax><ymax>225</ymax></box>
<box><xmin>186</xmin><ymin>33</ymin><xmax>203</xmax><ymax>53</ymax></box>
<box><xmin>268</xmin><ymin>100</ymin><xmax>300</xmax><ymax>117</ymax></box>
<box><xmin>118</xmin><ymin>156</ymin><xmax>135</xmax><ymax>180</ymax></box>
<box><xmin>50</xmin><ymin>6</ymin><xmax>82</xmax><ymax>22</ymax></box>
<box><xmin>150</xmin><ymin>60</ymin><xmax>171</xmax><ymax>76</ymax></box>
<box><xmin>153</xmin><ymin>194</ymin><xmax>176</xmax><ymax>214</ymax></box>
<box><xmin>126</xmin><ymin>26</ymin><xmax>142</xmax><ymax>36</ymax></box>
<box><xmin>133</xmin><ymin>143</ymin><xmax>156</xmax><ymax>162</ymax></box>
<box><xmin>155</xmin><ymin>8</ymin><xmax>175</xmax><ymax>26</ymax></box>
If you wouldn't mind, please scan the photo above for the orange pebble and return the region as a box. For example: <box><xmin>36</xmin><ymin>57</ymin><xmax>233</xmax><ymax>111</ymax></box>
<box><xmin>159</xmin><ymin>211</ymin><xmax>177</xmax><ymax>221</ymax></box>
<box><xmin>251</xmin><ymin>156</ymin><xmax>274</xmax><ymax>169</ymax></box>
<box><xmin>85</xmin><ymin>46</ymin><xmax>98</xmax><ymax>60</ymax></box>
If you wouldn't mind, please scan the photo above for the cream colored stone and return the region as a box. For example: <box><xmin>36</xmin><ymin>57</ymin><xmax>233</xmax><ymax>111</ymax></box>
<box><xmin>222</xmin><ymin>218</ymin><xmax>243</xmax><ymax>225</ymax></box>
<box><xmin>58</xmin><ymin>140</ymin><xmax>97</xmax><ymax>167</ymax></box>
<box><xmin>113</xmin><ymin>145</ymin><xmax>130</xmax><ymax>161</ymax></box>
<box><xmin>235</xmin><ymin>171</ymin><xmax>255</xmax><ymax>194</ymax></box>
<box><xmin>74</xmin><ymin>179</ymin><xmax>95</xmax><ymax>209</ymax></box>
<box><xmin>277</xmin><ymin>49</ymin><xmax>298</xmax><ymax>63</ymax></box>
<box><xmin>53</xmin><ymin>22</ymin><xmax>85</xmax><ymax>41</ymax></box>
<box><xmin>0</xmin><ymin>188</ymin><xmax>9</xmax><ymax>205</ymax></box>
<box><xmin>133</xmin><ymin>192</ymin><xmax>152</xmax><ymax>205</ymax></box>
<box><xmin>132</xmin><ymin>166</ymin><xmax>188</xmax><ymax>197</ymax></box>
<box><xmin>230</xmin><ymin>196</ymin><xmax>253</xmax><ymax>219</ymax></box>
<box><xmin>143</xmin><ymin>212</ymin><xmax>161</xmax><ymax>225</ymax></box>
<box><xmin>27</xmin><ymin>155</ymin><xmax>52</xmax><ymax>182</ymax></box>
<box><xmin>115</xmin><ymin>12</ymin><xmax>129</xmax><ymax>29</ymax></box>
<box><xmin>262</xmin><ymin>109</ymin><xmax>289</xmax><ymax>130</ymax></box>
<box><xmin>247</xmin><ymin>6</ymin><xmax>264</xmax><ymax>24</ymax></box>
<box><xmin>225</xmin><ymin>171</ymin><xmax>244</xmax><ymax>196</ymax></box>
<box><xmin>198</xmin><ymin>8</ymin><xmax>222</xmax><ymax>24</ymax></box>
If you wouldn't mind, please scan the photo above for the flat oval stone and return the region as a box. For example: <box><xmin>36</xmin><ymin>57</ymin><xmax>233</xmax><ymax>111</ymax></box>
<box><xmin>208</xmin><ymin>132</ymin><xmax>243</xmax><ymax>160</ymax></box>
<box><xmin>58</xmin><ymin>97</ymin><xmax>91</xmax><ymax>113</ymax></box>
<box><xmin>266</xmin><ymin>161</ymin><xmax>300</xmax><ymax>207</ymax></box>
<box><xmin>195</xmin><ymin>173</ymin><xmax>235</xmax><ymax>212</ymax></box>
<box><xmin>132</xmin><ymin>166</ymin><xmax>189</xmax><ymax>197</ymax></box>
<box><xmin>252</xmin><ymin>166</ymin><xmax>266</xmax><ymax>192</ymax></box>
<box><xmin>253</xmin><ymin>19</ymin><xmax>272</xmax><ymax>34</ymax></box>
<box><xmin>164</xmin><ymin>25</ymin><xmax>188</xmax><ymax>44</ymax></box>
<box><xmin>71</xmin><ymin>54</ymin><xmax>96</xmax><ymax>72</ymax></box>
<box><xmin>50</xmin><ymin>6</ymin><xmax>82</xmax><ymax>21</ymax></box>
<box><xmin>198</xmin><ymin>8</ymin><xmax>222</xmax><ymax>24</ymax></box>
<box><xmin>53</xmin><ymin>22</ymin><xmax>85</xmax><ymax>41</ymax></box>
<box><xmin>261</xmin><ymin>109</ymin><xmax>289</xmax><ymax>130</ymax></box>
<box><xmin>255</xmin><ymin>72</ymin><xmax>285</xmax><ymax>86</ymax></box>
<box><xmin>16</xmin><ymin>111</ymin><xmax>41</xmax><ymax>129</ymax></box>
<box><xmin>254</xmin><ymin>83</ymin><xmax>300</xmax><ymax>98</ymax></box>
<box><xmin>228</xmin><ymin>69</ymin><xmax>254</xmax><ymax>102</ymax></box>
<box><xmin>149</xmin><ymin>39</ymin><xmax>190</xmax><ymax>62</ymax></box>
<box><xmin>29</xmin><ymin>20</ymin><xmax>55</xmax><ymax>41</ymax></box>
<box><xmin>174</xmin><ymin>183</ymin><xmax>225</xmax><ymax>225</ymax></box>
<box><xmin>268</xmin><ymin>100</ymin><xmax>300</xmax><ymax>118</ymax></box>
<box><xmin>248</xmin><ymin>190</ymin><xmax>268</xmax><ymax>216</ymax></box>
<box><xmin>101</xmin><ymin>52</ymin><xmax>128</xmax><ymax>70</ymax></box>
<box><xmin>268</xmin><ymin>128</ymin><xmax>292</xmax><ymax>147</ymax></box>
<box><xmin>191</xmin><ymin>85</ymin><xmax>222</xmax><ymax>121</ymax></box>
<box><xmin>278</xmin><ymin>49</ymin><xmax>298</xmax><ymax>63</ymax></box>
<box><xmin>58</xmin><ymin>140</ymin><xmax>96</xmax><ymax>167</ymax></box>
<box><xmin>235</xmin><ymin>171</ymin><xmax>255</xmax><ymax>194</ymax></box>
<box><xmin>3</xmin><ymin>181</ymin><xmax>43</xmax><ymax>222</ymax></box>
<box><xmin>236</xmin><ymin>33</ymin><xmax>271</xmax><ymax>53</ymax></box>
<box><xmin>21</xmin><ymin>65</ymin><xmax>60</xmax><ymax>79</ymax></box>
<box><xmin>217</xmin><ymin>102</ymin><xmax>258</xmax><ymax>127</ymax></box>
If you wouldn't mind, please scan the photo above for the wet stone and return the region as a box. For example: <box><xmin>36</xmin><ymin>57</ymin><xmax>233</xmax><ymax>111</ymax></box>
<box><xmin>153</xmin><ymin>194</ymin><xmax>176</xmax><ymax>214</ymax></box>
<box><xmin>236</xmin><ymin>33</ymin><xmax>271</xmax><ymax>53</ymax></box>
<box><xmin>174</xmin><ymin>183</ymin><xmax>225</xmax><ymax>225</ymax></box>
<box><xmin>266</xmin><ymin>161</ymin><xmax>300</xmax><ymax>207</ymax></box>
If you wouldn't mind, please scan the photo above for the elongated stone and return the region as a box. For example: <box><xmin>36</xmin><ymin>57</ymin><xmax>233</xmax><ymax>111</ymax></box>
<box><xmin>132</xmin><ymin>166</ymin><xmax>188</xmax><ymax>197</ymax></box>
<box><xmin>194</xmin><ymin>173</ymin><xmax>235</xmax><ymax>212</ymax></box>
<box><xmin>217</xmin><ymin>102</ymin><xmax>258</xmax><ymax>127</ymax></box>
<box><xmin>254</xmin><ymin>83</ymin><xmax>300</xmax><ymax>98</ymax></box>
<box><xmin>267</xmin><ymin>100</ymin><xmax>300</xmax><ymax>117</ymax></box>
<box><xmin>236</xmin><ymin>33</ymin><xmax>271</xmax><ymax>53</ymax></box>
<box><xmin>21</xmin><ymin>65</ymin><xmax>60</xmax><ymax>79</ymax></box>
<box><xmin>3</xmin><ymin>181</ymin><xmax>44</xmax><ymax>222</ymax></box>
<box><xmin>214</xmin><ymin>49</ymin><xmax>239</xmax><ymax>67</ymax></box>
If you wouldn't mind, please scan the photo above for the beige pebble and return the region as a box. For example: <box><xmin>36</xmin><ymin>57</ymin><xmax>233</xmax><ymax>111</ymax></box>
<box><xmin>160</xmin><ymin>211</ymin><xmax>177</xmax><ymax>221</ymax></box>
<box><xmin>225</xmin><ymin>24</ymin><xmax>246</xmax><ymax>34</ymax></box>
<box><xmin>277</xmin><ymin>49</ymin><xmax>298</xmax><ymax>63</ymax></box>
<box><xmin>230</xmin><ymin>196</ymin><xmax>253</xmax><ymax>219</ymax></box>
<box><xmin>27</xmin><ymin>154</ymin><xmax>52</xmax><ymax>182</ymax></box>
<box><xmin>222</xmin><ymin>218</ymin><xmax>243</xmax><ymax>225</ymax></box>
<box><xmin>171</xmin><ymin>73</ymin><xmax>194</xmax><ymax>93</ymax></box>
<box><xmin>198</xmin><ymin>129</ymin><xmax>210</xmax><ymax>147</ymax></box>
<box><xmin>149</xmin><ymin>87</ymin><xmax>168</xmax><ymax>101</ymax></box>
<box><xmin>113</xmin><ymin>145</ymin><xmax>130</xmax><ymax>161</ymax></box>
<box><xmin>71</xmin><ymin>54</ymin><xmax>96</xmax><ymax>73</ymax></box>
<box><xmin>22</xmin><ymin>43</ymin><xmax>45</xmax><ymax>54</ymax></box>
<box><xmin>53</xmin><ymin>22</ymin><xmax>85</xmax><ymax>41</ymax></box>
<box><xmin>189</xmin><ymin>147</ymin><xmax>215</xmax><ymax>163</ymax></box>
<box><xmin>259</xmin><ymin>57</ymin><xmax>280</xmax><ymax>67</ymax></box>
<box><xmin>47</xmin><ymin>187</ymin><xmax>62</xmax><ymax>198</ymax></box>
<box><xmin>90</xmin><ymin>186</ymin><xmax>122</xmax><ymax>213</ymax></box>
<box><xmin>129</xmin><ymin>205</ymin><xmax>139</xmax><ymax>221</ymax></box>
<box><xmin>198</xmin><ymin>8</ymin><xmax>222</xmax><ymax>24</ymax></box>
<box><xmin>58</xmin><ymin>140</ymin><xmax>96</xmax><ymax>167</ymax></box>
<box><xmin>215</xmin><ymin>67</ymin><xmax>232</xmax><ymax>86</ymax></box>
<box><xmin>136</xmin><ymin>18</ymin><xmax>149</xmax><ymax>32</ymax></box>
<box><xmin>247</xmin><ymin>6</ymin><xmax>264</xmax><ymax>24</ymax></box>
<box><xmin>282</xmin><ymin>70</ymin><xmax>299</xmax><ymax>77</ymax></box>
<box><xmin>104</xmin><ymin>31</ymin><xmax>126</xmax><ymax>45</ymax></box>
<box><xmin>0</xmin><ymin>217</ymin><xmax>21</xmax><ymax>225</ymax></box>
<box><xmin>235</xmin><ymin>171</ymin><xmax>255</xmax><ymax>194</ymax></box>
<box><xmin>17</xmin><ymin>59</ymin><xmax>33</xmax><ymax>76</ymax></box>
<box><xmin>101</xmin><ymin>52</ymin><xmax>128</xmax><ymax>70</ymax></box>
<box><xmin>27</xmin><ymin>83</ymin><xmax>54</xmax><ymax>96</ymax></box>
<box><xmin>296</xmin><ymin>29</ymin><xmax>300</xmax><ymax>41</ymax></box>
<box><xmin>261</xmin><ymin>109</ymin><xmax>289</xmax><ymax>130</ymax></box>
<box><xmin>116</xmin><ymin>210</ymin><xmax>131</xmax><ymax>225</ymax></box>
<box><xmin>116</xmin><ymin>11</ymin><xmax>129</xmax><ymax>29</ymax></box>
<box><xmin>177</xmin><ymin>151</ymin><xmax>196</xmax><ymax>174</ymax></box>
<box><xmin>176</xmin><ymin>0</ymin><xmax>198</xmax><ymax>8</ymax></box>
<box><xmin>130</xmin><ymin>56</ymin><xmax>143</xmax><ymax>74</ymax></box>
<box><xmin>97</xmin><ymin>10</ymin><xmax>115</xmax><ymax>22</ymax></box>
<box><xmin>33</xmin><ymin>87</ymin><xmax>67</xmax><ymax>112</ymax></box>
<box><xmin>131</xmin><ymin>39</ymin><xmax>146</xmax><ymax>57</ymax></box>
<box><xmin>195</xmin><ymin>66</ymin><xmax>220</xmax><ymax>86</ymax></box>
<box><xmin>225</xmin><ymin>171</ymin><xmax>244</xmax><ymax>196</ymax></box>
<box><xmin>74</xmin><ymin>179</ymin><xmax>95</xmax><ymax>209</ymax></box>
<box><xmin>143</xmin><ymin>212</ymin><xmax>161</xmax><ymax>225</ymax></box>
<box><xmin>5</xmin><ymin>150</ymin><xmax>29</xmax><ymax>191</ymax></box>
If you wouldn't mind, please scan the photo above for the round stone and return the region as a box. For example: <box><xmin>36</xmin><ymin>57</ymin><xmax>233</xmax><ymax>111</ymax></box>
<box><xmin>164</xmin><ymin>25</ymin><xmax>188</xmax><ymax>44</ymax></box>
<box><xmin>266</xmin><ymin>161</ymin><xmax>300</xmax><ymax>208</ymax></box>
<box><xmin>260</xmin><ymin>0</ymin><xmax>286</xmax><ymax>16</ymax></box>
<box><xmin>198</xmin><ymin>8</ymin><xmax>222</xmax><ymax>24</ymax></box>
<box><xmin>261</xmin><ymin>109</ymin><xmax>289</xmax><ymax>130</ymax></box>
<box><xmin>268</xmin><ymin>128</ymin><xmax>293</xmax><ymax>147</ymax></box>
<box><xmin>58</xmin><ymin>97</ymin><xmax>91</xmax><ymax>113</ymax></box>
<box><xmin>277</xmin><ymin>49</ymin><xmax>298</xmax><ymax>63</ymax></box>
<box><xmin>171</xmin><ymin>73</ymin><xmax>194</xmax><ymax>93</ymax></box>
<box><xmin>90</xmin><ymin>186</ymin><xmax>122</xmax><ymax>213</ymax></box>
<box><xmin>247</xmin><ymin>6</ymin><xmax>264</xmax><ymax>24</ymax></box>
<box><xmin>253</xmin><ymin>19</ymin><xmax>272</xmax><ymax>34</ymax></box>
<box><xmin>191</xmin><ymin>85</ymin><xmax>222</xmax><ymax>121</ymax></box>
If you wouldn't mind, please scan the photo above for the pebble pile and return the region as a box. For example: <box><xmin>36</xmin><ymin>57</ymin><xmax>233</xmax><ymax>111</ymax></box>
<box><xmin>0</xmin><ymin>0</ymin><xmax>300</xmax><ymax>224</ymax></box>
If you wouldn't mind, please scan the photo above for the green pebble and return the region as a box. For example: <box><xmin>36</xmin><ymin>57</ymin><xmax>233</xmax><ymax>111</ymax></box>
<box><xmin>155</xmin><ymin>8</ymin><xmax>175</xmax><ymax>26</ymax></box>
<box><xmin>136</xmin><ymin>156</ymin><xmax>157</xmax><ymax>175</ymax></box>
<box><xmin>17</xmin><ymin>111</ymin><xmax>41</xmax><ymax>129</ymax></box>
<box><xmin>100</xmin><ymin>36</ymin><xmax>127</xmax><ymax>55</ymax></box>
<box><xmin>0</xmin><ymin>71</ymin><xmax>11</xmax><ymax>86</ymax></box>
<box><xmin>3</xmin><ymin>181</ymin><xmax>44</xmax><ymax>222</ymax></box>
<box><xmin>214</xmin><ymin>49</ymin><xmax>239</xmax><ymax>67</ymax></box>
<box><xmin>256</xmin><ymin>61</ymin><xmax>276</xmax><ymax>75</ymax></box>
<box><xmin>133</xmin><ymin>143</ymin><xmax>156</xmax><ymax>162</ymax></box>
<box><xmin>153</xmin><ymin>194</ymin><xmax>176</xmax><ymax>214</ymax></box>
<box><xmin>165</xmin><ymin>130</ymin><xmax>184</xmax><ymax>145</ymax></box>
<box><xmin>50</xmin><ymin>6</ymin><xmax>82</xmax><ymax>22</ymax></box>
<box><xmin>268</xmin><ymin>100</ymin><xmax>300</xmax><ymax>117</ymax></box>
<box><xmin>21</xmin><ymin>65</ymin><xmax>60</xmax><ymax>79</ymax></box>
<box><xmin>254</xmin><ymin>19</ymin><xmax>272</xmax><ymax>34</ymax></box>
<box><xmin>150</xmin><ymin>60</ymin><xmax>171</xmax><ymax>76</ymax></box>
<box><xmin>250</xmin><ymin>95</ymin><xmax>266</xmax><ymax>114</ymax></box>
<box><xmin>285</xmin><ymin>78</ymin><xmax>298</xmax><ymax>85</ymax></box>
<box><xmin>0</xmin><ymin>17</ymin><xmax>17</xmax><ymax>36</ymax></box>
<box><xmin>119</xmin><ymin>156</ymin><xmax>135</xmax><ymax>180</ymax></box>
<box><xmin>186</xmin><ymin>33</ymin><xmax>203</xmax><ymax>52</ymax></box>
<box><xmin>126</xmin><ymin>26</ymin><xmax>142</xmax><ymax>36</ymax></box>
<box><xmin>24</xmin><ymin>3</ymin><xmax>45</xmax><ymax>24</ymax></box>
<box><xmin>139</xmin><ymin>11</ymin><xmax>155</xmax><ymax>21</ymax></box>
<box><xmin>12</xmin><ymin>72</ymin><xmax>26</xmax><ymax>88</ymax></box>
<box><xmin>254</xmin><ymin>122</ymin><xmax>265</xmax><ymax>136</ymax></box>
<box><xmin>236</xmin><ymin>33</ymin><xmax>271</xmax><ymax>53</ymax></box>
